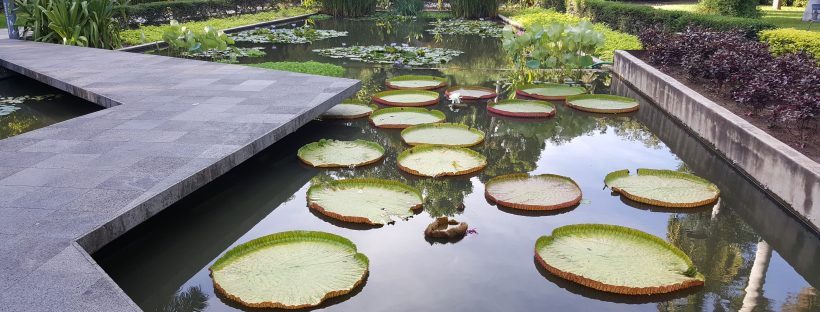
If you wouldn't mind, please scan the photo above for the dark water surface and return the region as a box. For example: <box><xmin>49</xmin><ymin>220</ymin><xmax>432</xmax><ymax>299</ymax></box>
<box><xmin>0</xmin><ymin>76</ymin><xmax>100</xmax><ymax>139</ymax></box>
<box><xmin>96</xmin><ymin>17</ymin><xmax>819</xmax><ymax>312</ymax></box>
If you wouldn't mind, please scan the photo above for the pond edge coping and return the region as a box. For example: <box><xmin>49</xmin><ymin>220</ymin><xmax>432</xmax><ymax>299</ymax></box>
<box><xmin>613</xmin><ymin>50</ymin><xmax>819</xmax><ymax>233</ymax></box>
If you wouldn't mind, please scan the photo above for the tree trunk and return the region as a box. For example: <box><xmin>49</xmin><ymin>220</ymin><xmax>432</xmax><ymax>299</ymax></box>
<box><xmin>773</xmin><ymin>0</ymin><xmax>782</xmax><ymax>10</ymax></box>
<box><xmin>739</xmin><ymin>240</ymin><xmax>773</xmax><ymax>312</ymax></box>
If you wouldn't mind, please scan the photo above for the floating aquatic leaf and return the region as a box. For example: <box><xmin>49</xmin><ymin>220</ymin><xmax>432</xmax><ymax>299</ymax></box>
<box><xmin>386</xmin><ymin>75</ymin><xmax>448</xmax><ymax>90</ymax></box>
<box><xmin>401</xmin><ymin>123</ymin><xmax>484</xmax><ymax>147</ymax></box>
<box><xmin>307</xmin><ymin>179</ymin><xmax>423</xmax><ymax>225</ymax></box>
<box><xmin>0</xmin><ymin>105</ymin><xmax>21</xmax><ymax>116</ymax></box>
<box><xmin>516</xmin><ymin>83</ymin><xmax>586</xmax><ymax>100</ymax></box>
<box><xmin>428</xmin><ymin>19</ymin><xmax>505</xmax><ymax>38</ymax></box>
<box><xmin>566</xmin><ymin>94</ymin><xmax>639</xmax><ymax>114</ymax></box>
<box><xmin>232</xmin><ymin>27</ymin><xmax>347</xmax><ymax>44</ymax></box>
<box><xmin>487</xmin><ymin>100</ymin><xmax>556</xmax><ymax>118</ymax></box>
<box><xmin>485</xmin><ymin>173</ymin><xmax>581</xmax><ymax>210</ymax></box>
<box><xmin>322</xmin><ymin>100</ymin><xmax>378</xmax><ymax>119</ymax></box>
<box><xmin>186</xmin><ymin>47</ymin><xmax>266</xmax><ymax>59</ymax></box>
<box><xmin>397</xmin><ymin>145</ymin><xmax>487</xmax><ymax>177</ymax></box>
<box><xmin>604</xmin><ymin>169</ymin><xmax>720</xmax><ymax>208</ymax></box>
<box><xmin>370</xmin><ymin>107</ymin><xmax>446</xmax><ymax>128</ymax></box>
<box><xmin>535</xmin><ymin>224</ymin><xmax>704</xmax><ymax>295</ymax></box>
<box><xmin>444</xmin><ymin>86</ymin><xmax>497</xmax><ymax>100</ymax></box>
<box><xmin>313</xmin><ymin>45</ymin><xmax>463</xmax><ymax>66</ymax></box>
<box><xmin>210</xmin><ymin>231</ymin><xmax>368</xmax><ymax>309</ymax></box>
<box><xmin>372</xmin><ymin>90</ymin><xmax>440</xmax><ymax>107</ymax></box>
<box><xmin>297</xmin><ymin>139</ymin><xmax>384</xmax><ymax>168</ymax></box>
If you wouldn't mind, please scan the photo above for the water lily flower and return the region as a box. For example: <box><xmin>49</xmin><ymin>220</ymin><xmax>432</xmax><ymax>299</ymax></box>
<box><xmin>449</xmin><ymin>92</ymin><xmax>462</xmax><ymax>104</ymax></box>
<box><xmin>393</xmin><ymin>60</ymin><xmax>404</xmax><ymax>68</ymax></box>
<box><xmin>402</xmin><ymin>43</ymin><xmax>409</xmax><ymax>47</ymax></box>
<box><xmin>342</xmin><ymin>42</ymin><xmax>347</xmax><ymax>46</ymax></box>
<box><xmin>291</xmin><ymin>23</ymin><xmax>297</xmax><ymax>27</ymax></box>
<box><xmin>479</xmin><ymin>18</ymin><xmax>484</xmax><ymax>21</ymax></box>
<box><xmin>390</xmin><ymin>42</ymin><xmax>397</xmax><ymax>47</ymax></box>
<box><xmin>467</xmin><ymin>228</ymin><xmax>478</xmax><ymax>235</ymax></box>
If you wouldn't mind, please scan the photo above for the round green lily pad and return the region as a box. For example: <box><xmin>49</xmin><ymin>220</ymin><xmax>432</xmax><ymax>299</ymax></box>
<box><xmin>535</xmin><ymin>224</ymin><xmax>705</xmax><ymax>295</ymax></box>
<box><xmin>397</xmin><ymin>145</ymin><xmax>487</xmax><ymax>177</ymax></box>
<box><xmin>516</xmin><ymin>83</ymin><xmax>587</xmax><ymax>100</ymax></box>
<box><xmin>566</xmin><ymin>94</ymin><xmax>639</xmax><ymax>114</ymax></box>
<box><xmin>210</xmin><ymin>231</ymin><xmax>369</xmax><ymax>309</ymax></box>
<box><xmin>401</xmin><ymin>123</ymin><xmax>485</xmax><ymax>147</ymax></box>
<box><xmin>297</xmin><ymin>139</ymin><xmax>384</xmax><ymax>168</ymax></box>
<box><xmin>604</xmin><ymin>169</ymin><xmax>720</xmax><ymax>208</ymax></box>
<box><xmin>321</xmin><ymin>100</ymin><xmax>378</xmax><ymax>119</ymax></box>
<box><xmin>445</xmin><ymin>86</ymin><xmax>497</xmax><ymax>100</ymax></box>
<box><xmin>485</xmin><ymin>173</ymin><xmax>582</xmax><ymax>210</ymax></box>
<box><xmin>307</xmin><ymin>178</ymin><xmax>423</xmax><ymax>225</ymax></box>
<box><xmin>487</xmin><ymin>100</ymin><xmax>556</xmax><ymax>118</ymax></box>
<box><xmin>385</xmin><ymin>75</ymin><xmax>448</xmax><ymax>90</ymax></box>
<box><xmin>372</xmin><ymin>90</ymin><xmax>440</xmax><ymax>107</ymax></box>
<box><xmin>370</xmin><ymin>107</ymin><xmax>446</xmax><ymax>129</ymax></box>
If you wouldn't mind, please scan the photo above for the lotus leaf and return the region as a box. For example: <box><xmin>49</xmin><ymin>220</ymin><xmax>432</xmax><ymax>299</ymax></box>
<box><xmin>298</xmin><ymin>139</ymin><xmax>384</xmax><ymax>168</ymax></box>
<box><xmin>428</xmin><ymin>19</ymin><xmax>505</xmax><ymax>38</ymax></box>
<box><xmin>372</xmin><ymin>90</ymin><xmax>440</xmax><ymax>107</ymax></box>
<box><xmin>535</xmin><ymin>224</ymin><xmax>705</xmax><ymax>295</ymax></box>
<box><xmin>445</xmin><ymin>86</ymin><xmax>497</xmax><ymax>100</ymax></box>
<box><xmin>604</xmin><ymin>169</ymin><xmax>720</xmax><ymax>208</ymax></box>
<box><xmin>313</xmin><ymin>45</ymin><xmax>463</xmax><ymax>66</ymax></box>
<box><xmin>516</xmin><ymin>83</ymin><xmax>587</xmax><ymax>100</ymax></box>
<box><xmin>401</xmin><ymin>123</ymin><xmax>485</xmax><ymax>147</ymax></box>
<box><xmin>566</xmin><ymin>94</ymin><xmax>639</xmax><ymax>114</ymax></box>
<box><xmin>307</xmin><ymin>179</ymin><xmax>423</xmax><ymax>225</ymax></box>
<box><xmin>210</xmin><ymin>231</ymin><xmax>369</xmax><ymax>309</ymax></box>
<box><xmin>386</xmin><ymin>75</ymin><xmax>448</xmax><ymax>90</ymax></box>
<box><xmin>487</xmin><ymin>100</ymin><xmax>556</xmax><ymax>118</ymax></box>
<box><xmin>485</xmin><ymin>173</ymin><xmax>581</xmax><ymax>210</ymax></box>
<box><xmin>232</xmin><ymin>27</ymin><xmax>347</xmax><ymax>44</ymax></box>
<box><xmin>370</xmin><ymin>107</ymin><xmax>446</xmax><ymax>128</ymax></box>
<box><xmin>322</xmin><ymin>100</ymin><xmax>378</xmax><ymax>119</ymax></box>
<box><xmin>397</xmin><ymin>145</ymin><xmax>487</xmax><ymax>177</ymax></box>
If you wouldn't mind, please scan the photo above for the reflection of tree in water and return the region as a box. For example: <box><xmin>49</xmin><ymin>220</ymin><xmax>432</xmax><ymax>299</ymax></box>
<box><xmin>781</xmin><ymin>288</ymin><xmax>819</xmax><ymax>312</ymax></box>
<box><xmin>0</xmin><ymin>113</ymin><xmax>40</xmax><ymax>139</ymax></box>
<box><xmin>661</xmin><ymin>207</ymin><xmax>767</xmax><ymax>312</ymax></box>
<box><xmin>158</xmin><ymin>285</ymin><xmax>208</xmax><ymax>312</ymax></box>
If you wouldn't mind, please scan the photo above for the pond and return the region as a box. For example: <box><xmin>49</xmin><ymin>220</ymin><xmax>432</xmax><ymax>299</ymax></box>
<box><xmin>96</xmin><ymin>16</ymin><xmax>819</xmax><ymax>312</ymax></box>
<box><xmin>0</xmin><ymin>76</ymin><xmax>101</xmax><ymax>140</ymax></box>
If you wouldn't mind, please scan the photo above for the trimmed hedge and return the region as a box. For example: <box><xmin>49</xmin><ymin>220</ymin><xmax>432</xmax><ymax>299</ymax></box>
<box><xmin>759</xmin><ymin>28</ymin><xmax>820</xmax><ymax>60</ymax></box>
<box><xmin>246</xmin><ymin>61</ymin><xmax>346</xmax><ymax>77</ymax></box>
<box><xmin>581</xmin><ymin>0</ymin><xmax>775</xmax><ymax>37</ymax></box>
<box><xmin>117</xmin><ymin>0</ymin><xmax>281</xmax><ymax>25</ymax></box>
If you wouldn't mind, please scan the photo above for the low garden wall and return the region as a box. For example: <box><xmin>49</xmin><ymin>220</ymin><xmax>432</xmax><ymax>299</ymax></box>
<box><xmin>613</xmin><ymin>50</ymin><xmax>820</xmax><ymax>232</ymax></box>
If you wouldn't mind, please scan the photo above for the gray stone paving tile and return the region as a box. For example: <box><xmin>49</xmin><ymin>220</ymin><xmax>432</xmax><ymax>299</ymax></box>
<box><xmin>112</xmin><ymin>119</ymin><xmax>163</xmax><ymax>130</ymax></box>
<box><xmin>43</xmin><ymin>169</ymin><xmax>119</xmax><ymax>189</ymax></box>
<box><xmin>19</xmin><ymin>139</ymin><xmax>82</xmax><ymax>153</ymax></box>
<box><xmin>7</xmin><ymin>187</ymin><xmax>89</xmax><ymax>209</ymax></box>
<box><xmin>176</xmin><ymin>130</ymin><xmax>261</xmax><ymax>145</ymax></box>
<box><xmin>62</xmin><ymin>189</ymin><xmax>143</xmax><ymax>213</ymax></box>
<box><xmin>0</xmin><ymin>208</ymin><xmax>53</xmax><ymax>235</ymax></box>
<box><xmin>0</xmin><ymin>138</ymin><xmax>40</xmax><ymax>152</ymax></box>
<box><xmin>199</xmin><ymin>144</ymin><xmax>241</xmax><ymax>159</ymax></box>
<box><xmin>32</xmin><ymin>154</ymin><xmax>100</xmax><ymax>169</ymax></box>
<box><xmin>0</xmin><ymin>167</ymin><xmax>73</xmax><ymax>186</ymax></box>
<box><xmin>90</xmin><ymin>129</ymin><xmax>187</xmax><ymax>143</ymax></box>
<box><xmin>0</xmin><ymin>167</ymin><xmax>25</xmax><ymax>180</ymax></box>
<box><xmin>63</xmin><ymin>141</ymin><xmax>127</xmax><ymax>155</ymax></box>
<box><xmin>0</xmin><ymin>234</ymin><xmax>71</xmax><ymax>291</ymax></box>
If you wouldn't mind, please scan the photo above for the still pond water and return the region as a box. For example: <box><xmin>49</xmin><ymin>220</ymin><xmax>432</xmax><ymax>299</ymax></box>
<box><xmin>95</xmin><ymin>17</ymin><xmax>819</xmax><ymax>312</ymax></box>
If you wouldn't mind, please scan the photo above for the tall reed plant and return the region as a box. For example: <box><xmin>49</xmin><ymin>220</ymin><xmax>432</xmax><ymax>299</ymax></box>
<box><xmin>319</xmin><ymin>0</ymin><xmax>377</xmax><ymax>17</ymax></box>
<box><xmin>451</xmin><ymin>0</ymin><xmax>499</xmax><ymax>18</ymax></box>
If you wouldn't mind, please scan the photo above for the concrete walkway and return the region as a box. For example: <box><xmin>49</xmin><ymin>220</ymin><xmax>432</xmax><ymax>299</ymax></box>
<box><xmin>0</xmin><ymin>39</ymin><xmax>360</xmax><ymax>311</ymax></box>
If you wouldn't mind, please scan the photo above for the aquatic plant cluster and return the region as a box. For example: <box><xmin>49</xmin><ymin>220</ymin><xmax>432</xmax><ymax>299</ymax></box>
<box><xmin>313</xmin><ymin>45</ymin><xmax>464</xmax><ymax>66</ymax></box>
<box><xmin>0</xmin><ymin>94</ymin><xmax>61</xmax><ymax>117</ymax></box>
<box><xmin>232</xmin><ymin>26</ymin><xmax>348</xmax><ymax>44</ymax></box>
<box><xmin>427</xmin><ymin>19</ymin><xmax>505</xmax><ymax>38</ymax></box>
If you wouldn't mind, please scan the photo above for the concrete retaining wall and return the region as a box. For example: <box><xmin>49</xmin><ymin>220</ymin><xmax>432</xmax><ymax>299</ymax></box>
<box><xmin>613</xmin><ymin>50</ymin><xmax>820</xmax><ymax>232</ymax></box>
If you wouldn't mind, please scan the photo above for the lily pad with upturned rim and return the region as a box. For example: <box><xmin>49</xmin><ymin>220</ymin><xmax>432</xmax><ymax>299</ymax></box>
<box><xmin>485</xmin><ymin>173</ymin><xmax>582</xmax><ymax>210</ymax></box>
<box><xmin>385</xmin><ymin>75</ymin><xmax>448</xmax><ymax>90</ymax></box>
<box><xmin>604</xmin><ymin>169</ymin><xmax>720</xmax><ymax>208</ymax></box>
<box><xmin>487</xmin><ymin>100</ymin><xmax>556</xmax><ymax>118</ymax></box>
<box><xmin>566</xmin><ymin>94</ymin><xmax>639</xmax><ymax>114</ymax></box>
<box><xmin>369</xmin><ymin>107</ymin><xmax>446</xmax><ymax>129</ymax></box>
<box><xmin>372</xmin><ymin>90</ymin><xmax>440</xmax><ymax>107</ymax></box>
<box><xmin>535</xmin><ymin>224</ymin><xmax>705</xmax><ymax>295</ymax></box>
<box><xmin>516</xmin><ymin>83</ymin><xmax>587</xmax><ymax>100</ymax></box>
<box><xmin>445</xmin><ymin>86</ymin><xmax>497</xmax><ymax>100</ymax></box>
<box><xmin>397</xmin><ymin>145</ymin><xmax>487</xmax><ymax>177</ymax></box>
<box><xmin>401</xmin><ymin>123</ymin><xmax>485</xmax><ymax>147</ymax></box>
<box><xmin>209</xmin><ymin>231</ymin><xmax>369</xmax><ymax>309</ymax></box>
<box><xmin>321</xmin><ymin>100</ymin><xmax>378</xmax><ymax>119</ymax></box>
<box><xmin>307</xmin><ymin>178</ymin><xmax>423</xmax><ymax>225</ymax></box>
<box><xmin>297</xmin><ymin>139</ymin><xmax>385</xmax><ymax>168</ymax></box>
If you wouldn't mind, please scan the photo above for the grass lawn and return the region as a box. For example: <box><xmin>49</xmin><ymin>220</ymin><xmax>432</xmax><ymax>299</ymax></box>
<box><xmin>1</xmin><ymin>11</ymin><xmax>6</xmax><ymax>29</ymax></box>
<box><xmin>653</xmin><ymin>3</ymin><xmax>816</xmax><ymax>32</ymax></box>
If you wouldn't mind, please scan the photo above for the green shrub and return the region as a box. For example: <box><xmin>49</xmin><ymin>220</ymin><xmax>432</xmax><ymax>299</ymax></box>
<box><xmin>117</xmin><ymin>0</ymin><xmax>282</xmax><ymax>25</ymax></box>
<box><xmin>697</xmin><ymin>0</ymin><xmax>760</xmax><ymax>18</ymax></box>
<box><xmin>318</xmin><ymin>0</ymin><xmax>376</xmax><ymax>16</ymax></box>
<box><xmin>793</xmin><ymin>0</ymin><xmax>807</xmax><ymax>7</ymax></box>
<box><xmin>15</xmin><ymin>0</ymin><xmax>124</xmax><ymax>48</ymax></box>
<box><xmin>393</xmin><ymin>0</ymin><xmax>423</xmax><ymax>16</ymax></box>
<box><xmin>759</xmin><ymin>28</ymin><xmax>820</xmax><ymax>59</ymax></box>
<box><xmin>451</xmin><ymin>0</ymin><xmax>499</xmax><ymax>18</ymax></box>
<box><xmin>246</xmin><ymin>61</ymin><xmax>346</xmax><ymax>77</ymax></box>
<box><xmin>543</xmin><ymin>0</ymin><xmax>566</xmax><ymax>12</ymax></box>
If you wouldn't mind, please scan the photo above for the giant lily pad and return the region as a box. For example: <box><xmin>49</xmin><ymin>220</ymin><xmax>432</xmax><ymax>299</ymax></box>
<box><xmin>566</xmin><ymin>94</ymin><xmax>639</xmax><ymax>114</ymax></box>
<box><xmin>307</xmin><ymin>179</ymin><xmax>423</xmax><ymax>225</ymax></box>
<box><xmin>485</xmin><ymin>173</ymin><xmax>581</xmax><ymax>210</ymax></box>
<box><xmin>445</xmin><ymin>86</ymin><xmax>497</xmax><ymax>101</ymax></box>
<box><xmin>516</xmin><ymin>83</ymin><xmax>587</xmax><ymax>100</ymax></box>
<box><xmin>372</xmin><ymin>90</ymin><xmax>440</xmax><ymax>107</ymax></box>
<box><xmin>210</xmin><ymin>231</ymin><xmax>369</xmax><ymax>309</ymax></box>
<box><xmin>386</xmin><ymin>75</ymin><xmax>448</xmax><ymax>90</ymax></box>
<box><xmin>487</xmin><ymin>100</ymin><xmax>556</xmax><ymax>118</ymax></box>
<box><xmin>370</xmin><ymin>107</ymin><xmax>446</xmax><ymax>129</ymax></box>
<box><xmin>604</xmin><ymin>169</ymin><xmax>720</xmax><ymax>208</ymax></box>
<box><xmin>397</xmin><ymin>145</ymin><xmax>487</xmax><ymax>177</ymax></box>
<box><xmin>298</xmin><ymin>139</ymin><xmax>384</xmax><ymax>168</ymax></box>
<box><xmin>535</xmin><ymin>224</ymin><xmax>705</xmax><ymax>295</ymax></box>
<box><xmin>322</xmin><ymin>100</ymin><xmax>378</xmax><ymax>119</ymax></box>
<box><xmin>401</xmin><ymin>123</ymin><xmax>485</xmax><ymax>147</ymax></box>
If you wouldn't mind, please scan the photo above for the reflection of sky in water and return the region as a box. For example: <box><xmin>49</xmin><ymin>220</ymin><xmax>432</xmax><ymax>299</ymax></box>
<box><xmin>0</xmin><ymin>104</ymin><xmax>21</xmax><ymax>116</ymax></box>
